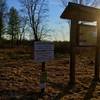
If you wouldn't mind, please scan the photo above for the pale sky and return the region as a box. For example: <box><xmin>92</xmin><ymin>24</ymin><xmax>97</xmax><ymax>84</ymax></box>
<box><xmin>7</xmin><ymin>0</ymin><xmax>70</xmax><ymax>41</ymax></box>
<box><xmin>7</xmin><ymin>0</ymin><xmax>100</xmax><ymax>41</ymax></box>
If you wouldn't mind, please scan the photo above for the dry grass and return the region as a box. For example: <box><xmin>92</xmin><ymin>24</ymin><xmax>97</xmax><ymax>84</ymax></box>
<box><xmin>0</xmin><ymin>47</ymin><xmax>100</xmax><ymax>100</ymax></box>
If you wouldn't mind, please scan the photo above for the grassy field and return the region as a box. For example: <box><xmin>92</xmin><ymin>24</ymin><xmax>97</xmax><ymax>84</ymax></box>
<box><xmin>0</xmin><ymin>43</ymin><xmax>100</xmax><ymax>100</ymax></box>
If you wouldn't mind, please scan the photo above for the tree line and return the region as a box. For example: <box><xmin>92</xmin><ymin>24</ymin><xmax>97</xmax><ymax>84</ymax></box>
<box><xmin>0</xmin><ymin>0</ymin><xmax>49</xmax><ymax>46</ymax></box>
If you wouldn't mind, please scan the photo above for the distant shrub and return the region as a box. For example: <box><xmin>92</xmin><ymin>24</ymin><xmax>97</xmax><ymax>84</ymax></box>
<box><xmin>54</xmin><ymin>41</ymin><xmax>70</xmax><ymax>54</ymax></box>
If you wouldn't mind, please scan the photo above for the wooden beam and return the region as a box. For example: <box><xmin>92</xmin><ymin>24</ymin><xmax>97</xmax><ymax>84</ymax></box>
<box><xmin>69</xmin><ymin>20</ymin><xmax>78</xmax><ymax>85</ymax></box>
<box><xmin>61</xmin><ymin>2</ymin><xmax>100</xmax><ymax>21</ymax></box>
<box><xmin>95</xmin><ymin>20</ymin><xmax>100</xmax><ymax>80</ymax></box>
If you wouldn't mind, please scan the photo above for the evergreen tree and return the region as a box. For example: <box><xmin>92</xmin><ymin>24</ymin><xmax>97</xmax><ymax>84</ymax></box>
<box><xmin>0</xmin><ymin>0</ymin><xmax>7</xmax><ymax>39</ymax></box>
<box><xmin>0</xmin><ymin>13</ymin><xmax>3</xmax><ymax>39</ymax></box>
<box><xmin>8</xmin><ymin>7</ymin><xmax>20</xmax><ymax>45</ymax></box>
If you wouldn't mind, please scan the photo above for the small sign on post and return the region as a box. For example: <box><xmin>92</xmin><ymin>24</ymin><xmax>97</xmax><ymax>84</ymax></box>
<box><xmin>34</xmin><ymin>41</ymin><xmax>54</xmax><ymax>96</ymax></box>
<box><xmin>34</xmin><ymin>41</ymin><xmax>54</xmax><ymax>62</ymax></box>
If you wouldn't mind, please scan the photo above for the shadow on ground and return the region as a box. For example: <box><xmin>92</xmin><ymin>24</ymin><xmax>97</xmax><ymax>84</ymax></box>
<box><xmin>48</xmin><ymin>81</ymin><xmax>75</xmax><ymax>100</ymax></box>
<box><xmin>48</xmin><ymin>78</ymin><xmax>98</xmax><ymax>100</ymax></box>
<box><xmin>83</xmin><ymin>78</ymin><xmax>98</xmax><ymax>100</ymax></box>
<box><xmin>0</xmin><ymin>90</ymin><xmax>40</xmax><ymax>100</ymax></box>
<box><xmin>0</xmin><ymin>79</ymin><xmax>98</xmax><ymax>100</ymax></box>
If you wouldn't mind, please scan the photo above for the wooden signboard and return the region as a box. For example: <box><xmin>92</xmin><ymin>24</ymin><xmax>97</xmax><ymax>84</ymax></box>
<box><xmin>60</xmin><ymin>2</ymin><xmax>100</xmax><ymax>84</ymax></box>
<box><xmin>78</xmin><ymin>24</ymin><xmax>97</xmax><ymax>46</ymax></box>
<box><xmin>34</xmin><ymin>42</ymin><xmax>54</xmax><ymax>62</ymax></box>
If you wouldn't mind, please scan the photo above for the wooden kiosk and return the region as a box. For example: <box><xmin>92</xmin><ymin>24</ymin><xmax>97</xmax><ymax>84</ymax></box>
<box><xmin>61</xmin><ymin>2</ymin><xmax>100</xmax><ymax>85</ymax></box>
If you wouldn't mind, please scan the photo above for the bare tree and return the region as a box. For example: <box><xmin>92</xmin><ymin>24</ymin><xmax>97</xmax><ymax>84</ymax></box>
<box><xmin>19</xmin><ymin>0</ymin><xmax>49</xmax><ymax>41</ymax></box>
<box><xmin>20</xmin><ymin>16</ymin><xmax>28</xmax><ymax>41</ymax></box>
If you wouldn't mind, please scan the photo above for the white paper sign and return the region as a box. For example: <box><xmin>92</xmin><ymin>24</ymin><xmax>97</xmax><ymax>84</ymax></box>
<box><xmin>34</xmin><ymin>42</ymin><xmax>54</xmax><ymax>62</ymax></box>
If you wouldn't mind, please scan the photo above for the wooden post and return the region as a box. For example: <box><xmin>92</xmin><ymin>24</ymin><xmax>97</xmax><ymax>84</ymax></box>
<box><xmin>40</xmin><ymin>62</ymin><xmax>47</xmax><ymax>96</ymax></box>
<box><xmin>42</xmin><ymin>62</ymin><xmax>45</xmax><ymax>72</ymax></box>
<box><xmin>95</xmin><ymin>20</ymin><xmax>100</xmax><ymax>81</ymax></box>
<box><xmin>69</xmin><ymin>20</ymin><xmax>78</xmax><ymax>86</ymax></box>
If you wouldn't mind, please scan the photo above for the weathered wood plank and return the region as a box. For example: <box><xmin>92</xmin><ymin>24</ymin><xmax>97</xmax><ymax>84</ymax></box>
<box><xmin>95</xmin><ymin>20</ymin><xmax>100</xmax><ymax>80</ymax></box>
<box><xmin>61</xmin><ymin>2</ymin><xmax>100</xmax><ymax>21</ymax></box>
<box><xmin>69</xmin><ymin>20</ymin><xmax>78</xmax><ymax>85</ymax></box>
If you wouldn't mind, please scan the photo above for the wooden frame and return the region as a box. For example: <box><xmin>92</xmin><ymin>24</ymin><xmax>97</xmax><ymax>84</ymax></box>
<box><xmin>61</xmin><ymin>2</ymin><xmax>100</xmax><ymax>85</ymax></box>
<box><xmin>78</xmin><ymin>23</ymin><xmax>97</xmax><ymax>46</ymax></box>
<box><xmin>61</xmin><ymin>2</ymin><xmax>100</xmax><ymax>21</ymax></box>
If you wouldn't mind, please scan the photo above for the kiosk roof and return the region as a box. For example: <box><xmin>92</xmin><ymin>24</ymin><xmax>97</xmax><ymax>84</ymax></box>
<box><xmin>61</xmin><ymin>2</ymin><xmax>100</xmax><ymax>21</ymax></box>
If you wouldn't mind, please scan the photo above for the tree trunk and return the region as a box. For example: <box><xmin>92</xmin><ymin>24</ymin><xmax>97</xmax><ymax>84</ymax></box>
<box><xmin>0</xmin><ymin>14</ymin><xmax>3</xmax><ymax>39</ymax></box>
<box><xmin>34</xmin><ymin>33</ymin><xmax>38</xmax><ymax>41</ymax></box>
<box><xmin>33</xmin><ymin>27</ymin><xmax>39</xmax><ymax>41</ymax></box>
<box><xmin>11</xmin><ymin>34</ymin><xmax>14</xmax><ymax>47</ymax></box>
<box><xmin>0</xmin><ymin>31</ymin><xmax>1</xmax><ymax>39</ymax></box>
